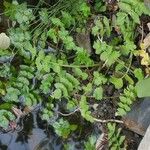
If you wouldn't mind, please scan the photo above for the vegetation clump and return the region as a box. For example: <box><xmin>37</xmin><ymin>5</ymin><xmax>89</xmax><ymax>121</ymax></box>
<box><xmin>0</xmin><ymin>0</ymin><xmax>150</xmax><ymax>149</ymax></box>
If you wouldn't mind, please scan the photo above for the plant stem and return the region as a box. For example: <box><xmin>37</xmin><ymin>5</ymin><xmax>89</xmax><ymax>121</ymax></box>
<box><xmin>93</xmin><ymin>118</ymin><xmax>124</xmax><ymax>124</ymax></box>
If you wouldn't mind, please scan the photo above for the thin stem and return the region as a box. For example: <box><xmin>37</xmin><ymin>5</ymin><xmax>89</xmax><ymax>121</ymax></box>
<box><xmin>58</xmin><ymin>108</ymin><xmax>79</xmax><ymax>116</ymax></box>
<box><xmin>93</xmin><ymin>118</ymin><xmax>124</xmax><ymax>124</ymax></box>
<box><xmin>121</xmin><ymin>53</ymin><xmax>133</xmax><ymax>79</ymax></box>
<box><xmin>61</xmin><ymin>63</ymin><xmax>101</xmax><ymax>68</ymax></box>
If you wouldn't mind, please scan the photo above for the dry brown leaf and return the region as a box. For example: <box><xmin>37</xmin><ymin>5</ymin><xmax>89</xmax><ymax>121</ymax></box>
<box><xmin>143</xmin><ymin>33</ymin><xmax>150</xmax><ymax>49</ymax></box>
<box><xmin>147</xmin><ymin>22</ymin><xmax>150</xmax><ymax>31</ymax></box>
<box><xmin>138</xmin><ymin>50</ymin><xmax>150</xmax><ymax>66</ymax></box>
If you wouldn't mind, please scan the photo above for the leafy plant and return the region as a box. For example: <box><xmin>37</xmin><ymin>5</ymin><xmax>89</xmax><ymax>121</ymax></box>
<box><xmin>116</xmin><ymin>85</ymin><xmax>136</xmax><ymax>116</ymax></box>
<box><xmin>53</xmin><ymin>118</ymin><xmax>77</xmax><ymax>138</ymax></box>
<box><xmin>107</xmin><ymin>123</ymin><xmax>125</xmax><ymax>150</ymax></box>
<box><xmin>0</xmin><ymin>109</ymin><xmax>15</xmax><ymax>129</ymax></box>
<box><xmin>135</xmin><ymin>77</ymin><xmax>150</xmax><ymax>98</ymax></box>
<box><xmin>0</xmin><ymin>0</ymin><xmax>150</xmax><ymax>148</ymax></box>
<box><xmin>93</xmin><ymin>40</ymin><xmax>120</xmax><ymax>67</ymax></box>
<box><xmin>84</xmin><ymin>135</ymin><xmax>97</xmax><ymax>150</ymax></box>
<box><xmin>79</xmin><ymin>96</ymin><xmax>94</xmax><ymax>122</ymax></box>
<box><xmin>4</xmin><ymin>65</ymin><xmax>41</xmax><ymax>107</ymax></box>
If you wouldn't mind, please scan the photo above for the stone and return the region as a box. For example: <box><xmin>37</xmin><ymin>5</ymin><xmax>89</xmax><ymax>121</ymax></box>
<box><xmin>123</xmin><ymin>98</ymin><xmax>150</xmax><ymax>136</ymax></box>
<box><xmin>138</xmin><ymin>125</ymin><xmax>150</xmax><ymax>150</ymax></box>
<box><xmin>0</xmin><ymin>33</ymin><xmax>10</xmax><ymax>50</ymax></box>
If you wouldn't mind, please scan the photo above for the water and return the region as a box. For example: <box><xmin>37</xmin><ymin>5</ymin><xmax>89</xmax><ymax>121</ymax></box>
<box><xmin>0</xmin><ymin>113</ymin><xmax>63</xmax><ymax>150</ymax></box>
<box><xmin>0</xmin><ymin>111</ymin><xmax>95</xmax><ymax>150</ymax></box>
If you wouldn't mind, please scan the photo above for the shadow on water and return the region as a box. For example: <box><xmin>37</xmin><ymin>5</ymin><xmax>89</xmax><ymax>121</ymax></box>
<box><xmin>0</xmin><ymin>112</ymin><xmax>63</xmax><ymax>150</ymax></box>
<box><xmin>0</xmin><ymin>111</ymin><xmax>95</xmax><ymax>150</ymax></box>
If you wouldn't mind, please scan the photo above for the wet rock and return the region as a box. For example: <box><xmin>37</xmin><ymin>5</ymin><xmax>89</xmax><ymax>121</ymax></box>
<box><xmin>138</xmin><ymin>125</ymin><xmax>150</xmax><ymax>150</ymax></box>
<box><xmin>123</xmin><ymin>98</ymin><xmax>150</xmax><ymax>136</ymax></box>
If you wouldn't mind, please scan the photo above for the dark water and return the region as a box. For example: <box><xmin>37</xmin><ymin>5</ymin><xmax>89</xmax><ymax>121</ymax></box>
<box><xmin>0</xmin><ymin>113</ymin><xmax>63</xmax><ymax>150</ymax></box>
<box><xmin>0</xmin><ymin>111</ymin><xmax>94</xmax><ymax>150</ymax></box>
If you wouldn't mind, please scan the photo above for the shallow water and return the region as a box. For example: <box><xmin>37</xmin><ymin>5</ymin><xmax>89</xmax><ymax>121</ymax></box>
<box><xmin>0</xmin><ymin>111</ymin><xmax>92</xmax><ymax>150</ymax></box>
<box><xmin>0</xmin><ymin>113</ymin><xmax>63</xmax><ymax>150</ymax></box>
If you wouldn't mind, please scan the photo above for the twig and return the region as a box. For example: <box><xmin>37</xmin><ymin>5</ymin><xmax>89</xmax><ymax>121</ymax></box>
<box><xmin>57</xmin><ymin>108</ymin><xmax>79</xmax><ymax>116</ymax></box>
<box><xmin>58</xmin><ymin>108</ymin><xmax>123</xmax><ymax>124</ymax></box>
<box><xmin>93</xmin><ymin>118</ymin><xmax>124</xmax><ymax>124</ymax></box>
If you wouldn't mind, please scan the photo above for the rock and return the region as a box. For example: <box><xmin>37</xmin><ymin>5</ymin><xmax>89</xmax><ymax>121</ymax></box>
<box><xmin>138</xmin><ymin>125</ymin><xmax>150</xmax><ymax>150</ymax></box>
<box><xmin>0</xmin><ymin>33</ymin><xmax>10</xmax><ymax>50</ymax></box>
<box><xmin>123</xmin><ymin>98</ymin><xmax>150</xmax><ymax>136</ymax></box>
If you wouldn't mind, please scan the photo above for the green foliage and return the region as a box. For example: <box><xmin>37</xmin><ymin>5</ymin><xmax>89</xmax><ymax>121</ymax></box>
<box><xmin>116</xmin><ymin>85</ymin><xmax>136</xmax><ymax>116</ymax></box>
<box><xmin>4</xmin><ymin>1</ymin><xmax>35</xmax><ymax>24</ymax></box>
<box><xmin>93</xmin><ymin>71</ymin><xmax>107</xmax><ymax>86</ymax></box>
<box><xmin>1</xmin><ymin>0</ymin><xmax>149</xmax><ymax>148</ymax></box>
<box><xmin>0</xmin><ymin>63</ymin><xmax>11</xmax><ymax>78</ymax></box>
<box><xmin>110</xmin><ymin>77</ymin><xmax>123</xmax><ymax>90</ymax></box>
<box><xmin>52</xmin><ymin>72</ymin><xmax>80</xmax><ymax>99</ymax></box>
<box><xmin>4</xmin><ymin>65</ymin><xmax>41</xmax><ymax>107</ymax></box>
<box><xmin>84</xmin><ymin>135</ymin><xmax>97</xmax><ymax>150</ymax></box>
<box><xmin>92</xmin><ymin>16</ymin><xmax>112</xmax><ymax>37</ymax></box>
<box><xmin>135</xmin><ymin>77</ymin><xmax>150</xmax><ymax>98</ymax></box>
<box><xmin>73</xmin><ymin>68</ymin><xmax>88</xmax><ymax>80</ymax></box>
<box><xmin>0</xmin><ymin>109</ymin><xmax>15</xmax><ymax>129</ymax></box>
<box><xmin>118</xmin><ymin>0</ymin><xmax>150</xmax><ymax>24</ymax></box>
<box><xmin>93</xmin><ymin>87</ymin><xmax>103</xmax><ymax>100</ymax></box>
<box><xmin>133</xmin><ymin>68</ymin><xmax>144</xmax><ymax>81</ymax></box>
<box><xmin>53</xmin><ymin>118</ymin><xmax>77</xmax><ymax>138</ymax></box>
<box><xmin>94</xmin><ymin>0</ymin><xmax>106</xmax><ymax>12</ymax></box>
<box><xmin>93</xmin><ymin>41</ymin><xmax>120</xmax><ymax>66</ymax></box>
<box><xmin>40</xmin><ymin>73</ymin><xmax>54</xmax><ymax>94</ymax></box>
<box><xmin>79</xmin><ymin>96</ymin><xmax>94</xmax><ymax>122</ymax></box>
<box><xmin>107</xmin><ymin>123</ymin><xmax>125</xmax><ymax>150</ymax></box>
<box><xmin>41</xmin><ymin>103</ymin><xmax>54</xmax><ymax>122</ymax></box>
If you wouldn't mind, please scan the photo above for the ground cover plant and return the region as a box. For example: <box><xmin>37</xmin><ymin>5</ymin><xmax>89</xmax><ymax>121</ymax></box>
<box><xmin>0</xmin><ymin>0</ymin><xmax>150</xmax><ymax>149</ymax></box>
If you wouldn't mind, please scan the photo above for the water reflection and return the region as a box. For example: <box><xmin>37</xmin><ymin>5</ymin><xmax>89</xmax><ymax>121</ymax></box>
<box><xmin>0</xmin><ymin>113</ymin><xmax>63</xmax><ymax>150</ymax></box>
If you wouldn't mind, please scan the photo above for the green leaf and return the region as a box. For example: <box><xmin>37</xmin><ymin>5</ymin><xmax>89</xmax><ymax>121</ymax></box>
<box><xmin>110</xmin><ymin>77</ymin><xmax>123</xmax><ymax>89</ymax></box>
<box><xmin>93</xmin><ymin>71</ymin><xmax>107</xmax><ymax>86</ymax></box>
<box><xmin>116</xmin><ymin>108</ymin><xmax>127</xmax><ymax>116</ymax></box>
<box><xmin>93</xmin><ymin>40</ymin><xmax>107</xmax><ymax>54</ymax></box>
<box><xmin>133</xmin><ymin>68</ymin><xmax>144</xmax><ymax>81</ymax></box>
<box><xmin>103</xmin><ymin>16</ymin><xmax>111</xmax><ymax>36</ymax></box>
<box><xmin>53</xmin><ymin>119</ymin><xmax>77</xmax><ymax>138</ymax></box>
<box><xmin>73</xmin><ymin>68</ymin><xmax>88</xmax><ymax>80</ymax></box>
<box><xmin>84</xmin><ymin>135</ymin><xmax>96</xmax><ymax>150</ymax></box>
<box><xmin>61</xmin><ymin>11</ymin><xmax>75</xmax><ymax>28</ymax></box>
<box><xmin>79</xmin><ymin>2</ymin><xmax>90</xmax><ymax>17</ymax></box>
<box><xmin>59</xmin><ymin>77</ymin><xmax>74</xmax><ymax>92</ymax></box>
<box><xmin>135</xmin><ymin>78</ymin><xmax>150</xmax><ymax>98</ymax></box>
<box><xmin>124</xmin><ymin>74</ymin><xmax>134</xmax><ymax>85</ymax></box>
<box><xmin>93</xmin><ymin>87</ymin><xmax>103</xmax><ymax>100</ymax></box>
<box><xmin>52</xmin><ymin>89</ymin><xmax>62</xmax><ymax>99</ymax></box>
<box><xmin>83</xmin><ymin>83</ymin><xmax>92</xmax><ymax>94</ymax></box>
<box><xmin>50</xmin><ymin>17</ymin><xmax>63</xmax><ymax>27</ymax></box>
<box><xmin>39</xmin><ymin>8</ymin><xmax>49</xmax><ymax>24</ymax></box>
<box><xmin>47</xmin><ymin>28</ymin><xmax>57</xmax><ymax>43</ymax></box>
<box><xmin>79</xmin><ymin>96</ymin><xmax>94</xmax><ymax>122</ymax></box>
<box><xmin>54</xmin><ymin>83</ymin><xmax>69</xmax><ymax>98</ymax></box>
